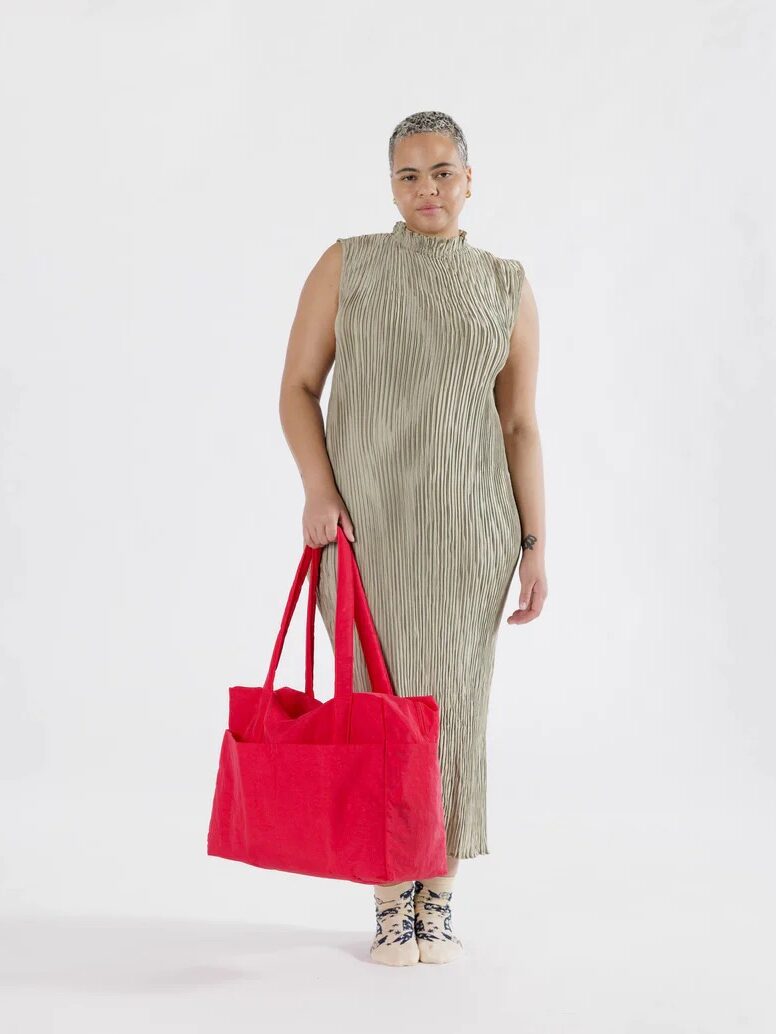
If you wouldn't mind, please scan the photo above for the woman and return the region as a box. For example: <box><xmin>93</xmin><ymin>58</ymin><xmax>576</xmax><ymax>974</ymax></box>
<box><xmin>278</xmin><ymin>110</ymin><xmax>546</xmax><ymax>966</ymax></box>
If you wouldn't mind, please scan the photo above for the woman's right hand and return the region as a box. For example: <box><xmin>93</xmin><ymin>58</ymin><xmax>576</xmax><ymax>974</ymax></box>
<box><xmin>302</xmin><ymin>488</ymin><xmax>355</xmax><ymax>548</ymax></box>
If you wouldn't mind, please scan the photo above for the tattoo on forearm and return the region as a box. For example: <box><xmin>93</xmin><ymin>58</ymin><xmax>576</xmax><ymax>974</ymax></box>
<box><xmin>521</xmin><ymin>534</ymin><xmax>537</xmax><ymax>551</ymax></box>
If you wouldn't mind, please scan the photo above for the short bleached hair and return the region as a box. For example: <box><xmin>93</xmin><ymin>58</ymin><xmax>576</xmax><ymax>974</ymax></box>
<box><xmin>388</xmin><ymin>111</ymin><xmax>469</xmax><ymax>173</ymax></box>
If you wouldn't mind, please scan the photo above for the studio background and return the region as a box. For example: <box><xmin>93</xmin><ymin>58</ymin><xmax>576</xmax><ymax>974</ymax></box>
<box><xmin>1</xmin><ymin>1</ymin><xmax>774</xmax><ymax>1031</ymax></box>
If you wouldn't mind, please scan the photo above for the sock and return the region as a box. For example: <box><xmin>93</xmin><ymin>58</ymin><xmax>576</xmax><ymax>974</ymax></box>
<box><xmin>413</xmin><ymin>875</ymin><xmax>464</xmax><ymax>964</ymax></box>
<box><xmin>369</xmin><ymin>880</ymin><xmax>419</xmax><ymax>966</ymax></box>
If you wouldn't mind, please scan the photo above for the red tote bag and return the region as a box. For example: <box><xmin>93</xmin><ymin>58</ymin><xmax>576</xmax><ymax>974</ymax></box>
<box><xmin>206</xmin><ymin>525</ymin><xmax>449</xmax><ymax>884</ymax></box>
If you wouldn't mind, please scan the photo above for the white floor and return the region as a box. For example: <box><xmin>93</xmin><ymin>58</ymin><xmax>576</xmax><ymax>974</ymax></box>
<box><xmin>1</xmin><ymin>809</ymin><xmax>772</xmax><ymax>1034</ymax></box>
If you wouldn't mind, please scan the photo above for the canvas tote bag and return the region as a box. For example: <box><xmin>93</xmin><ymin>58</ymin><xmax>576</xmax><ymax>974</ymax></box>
<box><xmin>206</xmin><ymin>525</ymin><xmax>449</xmax><ymax>884</ymax></box>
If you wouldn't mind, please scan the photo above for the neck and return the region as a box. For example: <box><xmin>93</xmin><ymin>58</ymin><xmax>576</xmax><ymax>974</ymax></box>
<box><xmin>391</xmin><ymin>219</ymin><xmax>468</xmax><ymax>256</ymax></box>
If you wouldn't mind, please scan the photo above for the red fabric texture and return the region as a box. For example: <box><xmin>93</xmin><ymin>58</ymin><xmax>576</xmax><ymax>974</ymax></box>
<box><xmin>207</xmin><ymin>526</ymin><xmax>449</xmax><ymax>884</ymax></box>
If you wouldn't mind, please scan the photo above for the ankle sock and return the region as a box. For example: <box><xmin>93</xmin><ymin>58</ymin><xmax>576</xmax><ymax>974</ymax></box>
<box><xmin>369</xmin><ymin>880</ymin><xmax>419</xmax><ymax>966</ymax></box>
<box><xmin>413</xmin><ymin>875</ymin><xmax>464</xmax><ymax>964</ymax></box>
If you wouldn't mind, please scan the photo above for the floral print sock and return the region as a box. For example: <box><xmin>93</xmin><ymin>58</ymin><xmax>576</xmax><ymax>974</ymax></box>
<box><xmin>369</xmin><ymin>880</ymin><xmax>419</xmax><ymax>966</ymax></box>
<box><xmin>413</xmin><ymin>875</ymin><xmax>464</xmax><ymax>964</ymax></box>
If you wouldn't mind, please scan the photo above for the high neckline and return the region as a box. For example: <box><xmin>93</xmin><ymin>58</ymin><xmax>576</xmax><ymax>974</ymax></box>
<box><xmin>391</xmin><ymin>219</ymin><xmax>468</xmax><ymax>256</ymax></box>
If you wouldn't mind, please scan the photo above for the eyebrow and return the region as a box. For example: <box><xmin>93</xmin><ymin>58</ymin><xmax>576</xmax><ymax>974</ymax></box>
<box><xmin>393</xmin><ymin>162</ymin><xmax>457</xmax><ymax>174</ymax></box>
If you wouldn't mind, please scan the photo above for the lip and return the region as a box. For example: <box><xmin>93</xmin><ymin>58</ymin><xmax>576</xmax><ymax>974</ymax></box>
<box><xmin>417</xmin><ymin>205</ymin><xmax>441</xmax><ymax>212</ymax></box>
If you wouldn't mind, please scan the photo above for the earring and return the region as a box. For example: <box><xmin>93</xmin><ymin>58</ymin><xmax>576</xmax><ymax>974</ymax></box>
<box><xmin>466</xmin><ymin>190</ymin><xmax>472</xmax><ymax>197</ymax></box>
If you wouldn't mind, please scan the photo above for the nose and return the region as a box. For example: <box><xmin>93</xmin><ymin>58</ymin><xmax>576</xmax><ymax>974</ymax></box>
<box><xmin>416</xmin><ymin>175</ymin><xmax>439</xmax><ymax>197</ymax></box>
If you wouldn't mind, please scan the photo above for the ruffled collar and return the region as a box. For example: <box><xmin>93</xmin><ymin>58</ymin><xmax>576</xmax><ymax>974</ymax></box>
<box><xmin>391</xmin><ymin>219</ymin><xmax>468</xmax><ymax>256</ymax></box>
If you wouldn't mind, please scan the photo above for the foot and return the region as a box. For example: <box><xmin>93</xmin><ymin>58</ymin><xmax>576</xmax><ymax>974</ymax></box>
<box><xmin>413</xmin><ymin>876</ymin><xmax>464</xmax><ymax>964</ymax></box>
<box><xmin>369</xmin><ymin>880</ymin><xmax>419</xmax><ymax>966</ymax></box>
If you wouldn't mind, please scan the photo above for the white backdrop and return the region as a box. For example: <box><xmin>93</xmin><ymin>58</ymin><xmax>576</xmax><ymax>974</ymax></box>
<box><xmin>1</xmin><ymin>1</ymin><xmax>774</xmax><ymax>1031</ymax></box>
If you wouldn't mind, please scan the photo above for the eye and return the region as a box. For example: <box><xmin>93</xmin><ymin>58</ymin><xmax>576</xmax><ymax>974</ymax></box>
<box><xmin>400</xmin><ymin>172</ymin><xmax>454</xmax><ymax>181</ymax></box>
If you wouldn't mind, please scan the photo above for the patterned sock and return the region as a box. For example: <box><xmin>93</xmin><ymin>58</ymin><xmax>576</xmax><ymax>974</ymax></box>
<box><xmin>369</xmin><ymin>880</ymin><xmax>419</xmax><ymax>966</ymax></box>
<box><xmin>413</xmin><ymin>875</ymin><xmax>464</xmax><ymax>964</ymax></box>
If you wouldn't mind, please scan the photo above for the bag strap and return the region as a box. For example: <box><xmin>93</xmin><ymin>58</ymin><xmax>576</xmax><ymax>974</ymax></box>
<box><xmin>263</xmin><ymin>540</ymin><xmax>318</xmax><ymax>695</ymax></box>
<box><xmin>263</xmin><ymin>526</ymin><xmax>395</xmax><ymax>703</ymax></box>
<box><xmin>333</xmin><ymin>523</ymin><xmax>399</xmax><ymax>723</ymax></box>
<box><xmin>334</xmin><ymin>528</ymin><xmax>396</xmax><ymax>698</ymax></box>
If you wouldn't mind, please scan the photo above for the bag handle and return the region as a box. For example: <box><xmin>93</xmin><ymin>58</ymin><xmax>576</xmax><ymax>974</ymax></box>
<box><xmin>263</xmin><ymin>526</ymin><xmax>395</xmax><ymax>703</ymax></box>
<box><xmin>332</xmin><ymin>524</ymin><xmax>389</xmax><ymax>741</ymax></box>
<box><xmin>330</xmin><ymin>528</ymin><xmax>396</xmax><ymax>699</ymax></box>
<box><xmin>263</xmin><ymin>542</ymin><xmax>319</xmax><ymax>695</ymax></box>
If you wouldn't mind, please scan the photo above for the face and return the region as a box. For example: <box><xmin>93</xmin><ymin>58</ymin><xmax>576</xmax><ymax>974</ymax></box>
<box><xmin>391</xmin><ymin>132</ymin><xmax>471</xmax><ymax>236</ymax></box>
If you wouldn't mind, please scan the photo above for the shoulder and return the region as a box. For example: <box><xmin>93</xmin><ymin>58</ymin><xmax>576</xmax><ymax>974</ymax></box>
<box><xmin>462</xmin><ymin>243</ymin><xmax>524</xmax><ymax>280</ymax></box>
<box><xmin>313</xmin><ymin>229</ymin><xmax>389</xmax><ymax>270</ymax></box>
<box><xmin>334</xmin><ymin>230</ymin><xmax>391</xmax><ymax>254</ymax></box>
<box><xmin>326</xmin><ymin>232</ymin><xmax>391</xmax><ymax>298</ymax></box>
<box><xmin>501</xmin><ymin>256</ymin><xmax>525</xmax><ymax>282</ymax></box>
<box><xmin>466</xmin><ymin>246</ymin><xmax>525</xmax><ymax>297</ymax></box>
<box><xmin>330</xmin><ymin>232</ymin><xmax>393</xmax><ymax>283</ymax></box>
<box><xmin>500</xmin><ymin>256</ymin><xmax>526</xmax><ymax>301</ymax></box>
<box><xmin>479</xmin><ymin>246</ymin><xmax>524</xmax><ymax>279</ymax></box>
<box><xmin>466</xmin><ymin>248</ymin><xmax>528</xmax><ymax>331</ymax></box>
<box><xmin>335</xmin><ymin>230</ymin><xmax>389</xmax><ymax>244</ymax></box>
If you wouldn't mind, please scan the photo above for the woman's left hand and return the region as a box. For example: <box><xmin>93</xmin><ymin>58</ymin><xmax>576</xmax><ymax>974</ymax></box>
<box><xmin>506</xmin><ymin>552</ymin><xmax>547</xmax><ymax>624</ymax></box>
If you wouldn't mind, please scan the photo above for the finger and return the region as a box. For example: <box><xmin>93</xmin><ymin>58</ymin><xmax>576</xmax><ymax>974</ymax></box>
<box><xmin>340</xmin><ymin>512</ymin><xmax>356</xmax><ymax>542</ymax></box>
<box><xmin>507</xmin><ymin>609</ymin><xmax>531</xmax><ymax>624</ymax></box>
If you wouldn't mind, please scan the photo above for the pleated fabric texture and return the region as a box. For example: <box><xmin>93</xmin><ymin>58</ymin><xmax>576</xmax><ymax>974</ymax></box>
<box><xmin>315</xmin><ymin>219</ymin><xmax>526</xmax><ymax>859</ymax></box>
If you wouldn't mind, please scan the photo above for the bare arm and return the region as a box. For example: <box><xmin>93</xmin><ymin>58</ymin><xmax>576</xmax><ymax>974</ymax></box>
<box><xmin>278</xmin><ymin>241</ymin><xmax>356</xmax><ymax>548</ymax></box>
<box><xmin>493</xmin><ymin>275</ymin><xmax>548</xmax><ymax>622</ymax></box>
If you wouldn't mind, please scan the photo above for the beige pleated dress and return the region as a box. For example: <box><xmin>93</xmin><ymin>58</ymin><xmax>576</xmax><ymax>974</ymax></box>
<box><xmin>315</xmin><ymin>219</ymin><xmax>526</xmax><ymax>860</ymax></box>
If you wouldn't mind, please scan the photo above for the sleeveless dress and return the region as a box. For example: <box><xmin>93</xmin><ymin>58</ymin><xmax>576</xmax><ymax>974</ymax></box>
<box><xmin>315</xmin><ymin>219</ymin><xmax>526</xmax><ymax>860</ymax></box>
